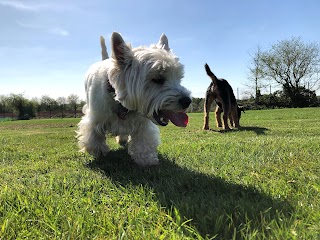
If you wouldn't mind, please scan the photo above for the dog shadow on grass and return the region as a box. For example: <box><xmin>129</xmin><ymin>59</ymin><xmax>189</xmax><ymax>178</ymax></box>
<box><xmin>87</xmin><ymin>150</ymin><xmax>292</xmax><ymax>238</ymax></box>
<box><xmin>209</xmin><ymin>126</ymin><xmax>269</xmax><ymax>135</ymax></box>
<box><xmin>238</xmin><ymin>126</ymin><xmax>269</xmax><ymax>135</ymax></box>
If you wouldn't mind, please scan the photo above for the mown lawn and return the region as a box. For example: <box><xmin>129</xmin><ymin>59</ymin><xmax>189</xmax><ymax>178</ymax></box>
<box><xmin>0</xmin><ymin>108</ymin><xmax>319</xmax><ymax>239</ymax></box>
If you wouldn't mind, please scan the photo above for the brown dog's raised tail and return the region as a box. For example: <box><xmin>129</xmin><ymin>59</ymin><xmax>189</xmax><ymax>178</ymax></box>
<box><xmin>204</xmin><ymin>63</ymin><xmax>219</xmax><ymax>85</ymax></box>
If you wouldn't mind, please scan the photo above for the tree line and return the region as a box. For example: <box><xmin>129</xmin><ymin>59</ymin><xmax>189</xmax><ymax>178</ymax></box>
<box><xmin>189</xmin><ymin>93</ymin><xmax>319</xmax><ymax>113</ymax></box>
<box><xmin>1</xmin><ymin>91</ymin><xmax>319</xmax><ymax>121</ymax></box>
<box><xmin>0</xmin><ymin>93</ymin><xmax>84</xmax><ymax>120</ymax></box>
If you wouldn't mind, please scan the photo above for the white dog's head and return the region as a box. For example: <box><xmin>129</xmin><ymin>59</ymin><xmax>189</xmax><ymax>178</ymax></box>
<box><xmin>108</xmin><ymin>32</ymin><xmax>192</xmax><ymax>127</ymax></box>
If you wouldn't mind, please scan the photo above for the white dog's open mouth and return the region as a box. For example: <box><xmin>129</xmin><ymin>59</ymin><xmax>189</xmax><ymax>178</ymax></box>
<box><xmin>153</xmin><ymin>110</ymin><xmax>189</xmax><ymax>127</ymax></box>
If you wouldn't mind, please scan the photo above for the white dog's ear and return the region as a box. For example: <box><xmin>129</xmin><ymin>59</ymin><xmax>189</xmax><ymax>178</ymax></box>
<box><xmin>158</xmin><ymin>33</ymin><xmax>170</xmax><ymax>51</ymax></box>
<box><xmin>111</xmin><ymin>32</ymin><xmax>131</xmax><ymax>64</ymax></box>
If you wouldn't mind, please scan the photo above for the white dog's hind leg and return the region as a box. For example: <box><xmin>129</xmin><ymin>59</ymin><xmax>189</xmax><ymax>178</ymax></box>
<box><xmin>128</xmin><ymin>120</ymin><xmax>160</xmax><ymax>167</ymax></box>
<box><xmin>77</xmin><ymin>114</ymin><xmax>110</xmax><ymax>157</ymax></box>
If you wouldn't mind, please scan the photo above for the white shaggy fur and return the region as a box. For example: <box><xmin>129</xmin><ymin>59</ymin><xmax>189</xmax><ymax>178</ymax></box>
<box><xmin>77</xmin><ymin>32</ymin><xmax>191</xmax><ymax>166</ymax></box>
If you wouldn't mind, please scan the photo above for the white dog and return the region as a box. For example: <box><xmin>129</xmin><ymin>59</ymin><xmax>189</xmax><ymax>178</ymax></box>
<box><xmin>77</xmin><ymin>32</ymin><xmax>191</xmax><ymax>166</ymax></box>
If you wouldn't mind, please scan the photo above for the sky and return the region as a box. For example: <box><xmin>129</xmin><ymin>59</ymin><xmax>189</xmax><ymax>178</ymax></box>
<box><xmin>1</xmin><ymin>0</ymin><xmax>320</xmax><ymax>100</ymax></box>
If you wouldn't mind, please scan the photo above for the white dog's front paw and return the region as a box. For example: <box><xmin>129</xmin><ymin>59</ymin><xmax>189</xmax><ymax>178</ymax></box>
<box><xmin>82</xmin><ymin>144</ymin><xmax>110</xmax><ymax>158</ymax></box>
<box><xmin>131</xmin><ymin>153</ymin><xmax>159</xmax><ymax>167</ymax></box>
<box><xmin>136</xmin><ymin>158</ymin><xmax>160</xmax><ymax>167</ymax></box>
<box><xmin>116</xmin><ymin>135</ymin><xmax>128</xmax><ymax>147</ymax></box>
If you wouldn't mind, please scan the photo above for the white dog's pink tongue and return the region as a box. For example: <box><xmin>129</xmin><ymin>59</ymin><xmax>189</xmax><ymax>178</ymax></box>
<box><xmin>163</xmin><ymin>111</ymin><xmax>189</xmax><ymax>127</ymax></box>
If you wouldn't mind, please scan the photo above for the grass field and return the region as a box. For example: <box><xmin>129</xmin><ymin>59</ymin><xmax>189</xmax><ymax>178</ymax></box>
<box><xmin>0</xmin><ymin>108</ymin><xmax>319</xmax><ymax>239</ymax></box>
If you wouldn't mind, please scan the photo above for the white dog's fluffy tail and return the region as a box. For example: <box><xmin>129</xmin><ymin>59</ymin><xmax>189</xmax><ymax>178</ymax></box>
<box><xmin>100</xmin><ymin>36</ymin><xmax>108</xmax><ymax>60</ymax></box>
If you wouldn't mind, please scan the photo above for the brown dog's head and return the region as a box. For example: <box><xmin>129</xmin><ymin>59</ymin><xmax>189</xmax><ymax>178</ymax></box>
<box><xmin>237</xmin><ymin>105</ymin><xmax>245</xmax><ymax>119</ymax></box>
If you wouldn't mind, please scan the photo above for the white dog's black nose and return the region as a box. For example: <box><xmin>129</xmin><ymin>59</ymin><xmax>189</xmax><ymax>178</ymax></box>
<box><xmin>179</xmin><ymin>97</ymin><xmax>192</xmax><ymax>109</ymax></box>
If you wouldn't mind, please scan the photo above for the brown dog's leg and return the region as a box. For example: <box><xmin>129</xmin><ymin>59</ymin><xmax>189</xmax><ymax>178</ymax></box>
<box><xmin>203</xmin><ymin>96</ymin><xmax>214</xmax><ymax>130</ymax></box>
<box><xmin>215</xmin><ymin>105</ymin><xmax>223</xmax><ymax>128</ymax></box>
<box><xmin>228</xmin><ymin>112</ymin><xmax>234</xmax><ymax>127</ymax></box>
<box><xmin>231</xmin><ymin>105</ymin><xmax>240</xmax><ymax>128</ymax></box>
<box><xmin>221</xmin><ymin>104</ymin><xmax>231</xmax><ymax>130</ymax></box>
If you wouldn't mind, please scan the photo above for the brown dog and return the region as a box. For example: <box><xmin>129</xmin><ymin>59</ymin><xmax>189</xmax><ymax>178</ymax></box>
<box><xmin>203</xmin><ymin>63</ymin><xmax>243</xmax><ymax>130</ymax></box>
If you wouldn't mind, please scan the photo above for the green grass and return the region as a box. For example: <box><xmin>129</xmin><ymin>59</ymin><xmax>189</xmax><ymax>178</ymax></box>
<box><xmin>0</xmin><ymin>108</ymin><xmax>319</xmax><ymax>239</ymax></box>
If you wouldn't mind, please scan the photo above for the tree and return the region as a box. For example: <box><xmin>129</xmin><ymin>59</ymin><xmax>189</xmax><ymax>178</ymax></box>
<box><xmin>67</xmin><ymin>94</ymin><xmax>80</xmax><ymax>118</ymax></box>
<box><xmin>40</xmin><ymin>95</ymin><xmax>56</xmax><ymax>118</ymax></box>
<box><xmin>187</xmin><ymin>98</ymin><xmax>205</xmax><ymax>113</ymax></box>
<box><xmin>246</xmin><ymin>45</ymin><xmax>267</xmax><ymax>104</ymax></box>
<box><xmin>56</xmin><ymin>96</ymin><xmax>67</xmax><ymax>118</ymax></box>
<box><xmin>30</xmin><ymin>97</ymin><xmax>40</xmax><ymax>117</ymax></box>
<box><xmin>0</xmin><ymin>95</ymin><xmax>9</xmax><ymax>118</ymax></box>
<box><xmin>260</xmin><ymin>37</ymin><xmax>320</xmax><ymax>107</ymax></box>
<box><xmin>7</xmin><ymin>93</ymin><xmax>36</xmax><ymax>120</ymax></box>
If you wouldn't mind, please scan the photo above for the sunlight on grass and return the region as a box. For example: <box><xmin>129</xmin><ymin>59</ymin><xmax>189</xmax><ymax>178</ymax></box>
<box><xmin>0</xmin><ymin>108</ymin><xmax>319</xmax><ymax>239</ymax></box>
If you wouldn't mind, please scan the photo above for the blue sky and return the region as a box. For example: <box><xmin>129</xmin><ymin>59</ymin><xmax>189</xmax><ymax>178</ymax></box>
<box><xmin>1</xmin><ymin>0</ymin><xmax>320</xmax><ymax>100</ymax></box>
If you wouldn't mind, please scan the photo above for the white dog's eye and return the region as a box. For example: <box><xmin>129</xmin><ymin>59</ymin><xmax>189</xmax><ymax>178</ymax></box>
<box><xmin>152</xmin><ymin>77</ymin><xmax>165</xmax><ymax>85</ymax></box>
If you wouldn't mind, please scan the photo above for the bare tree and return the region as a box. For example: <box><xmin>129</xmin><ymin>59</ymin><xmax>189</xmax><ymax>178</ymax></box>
<box><xmin>67</xmin><ymin>94</ymin><xmax>80</xmax><ymax>118</ymax></box>
<box><xmin>260</xmin><ymin>37</ymin><xmax>320</xmax><ymax>107</ymax></box>
<box><xmin>246</xmin><ymin>45</ymin><xmax>268</xmax><ymax>103</ymax></box>
<box><xmin>30</xmin><ymin>97</ymin><xmax>40</xmax><ymax>114</ymax></box>
<box><xmin>40</xmin><ymin>95</ymin><xmax>56</xmax><ymax>118</ymax></box>
<box><xmin>56</xmin><ymin>97</ymin><xmax>67</xmax><ymax>118</ymax></box>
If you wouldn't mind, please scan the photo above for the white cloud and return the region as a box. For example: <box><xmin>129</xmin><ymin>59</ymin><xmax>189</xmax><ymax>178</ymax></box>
<box><xmin>16</xmin><ymin>21</ymin><xmax>69</xmax><ymax>37</ymax></box>
<box><xmin>48</xmin><ymin>27</ymin><xmax>69</xmax><ymax>37</ymax></box>
<box><xmin>0</xmin><ymin>1</ymin><xmax>45</xmax><ymax>11</ymax></box>
<box><xmin>16</xmin><ymin>21</ymin><xmax>39</xmax><ymax>29</ymax></box>
<box><xmin>0</xmin><ymin>0</ymin><xmax>77</xmax><ymax>12</ymax></box>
